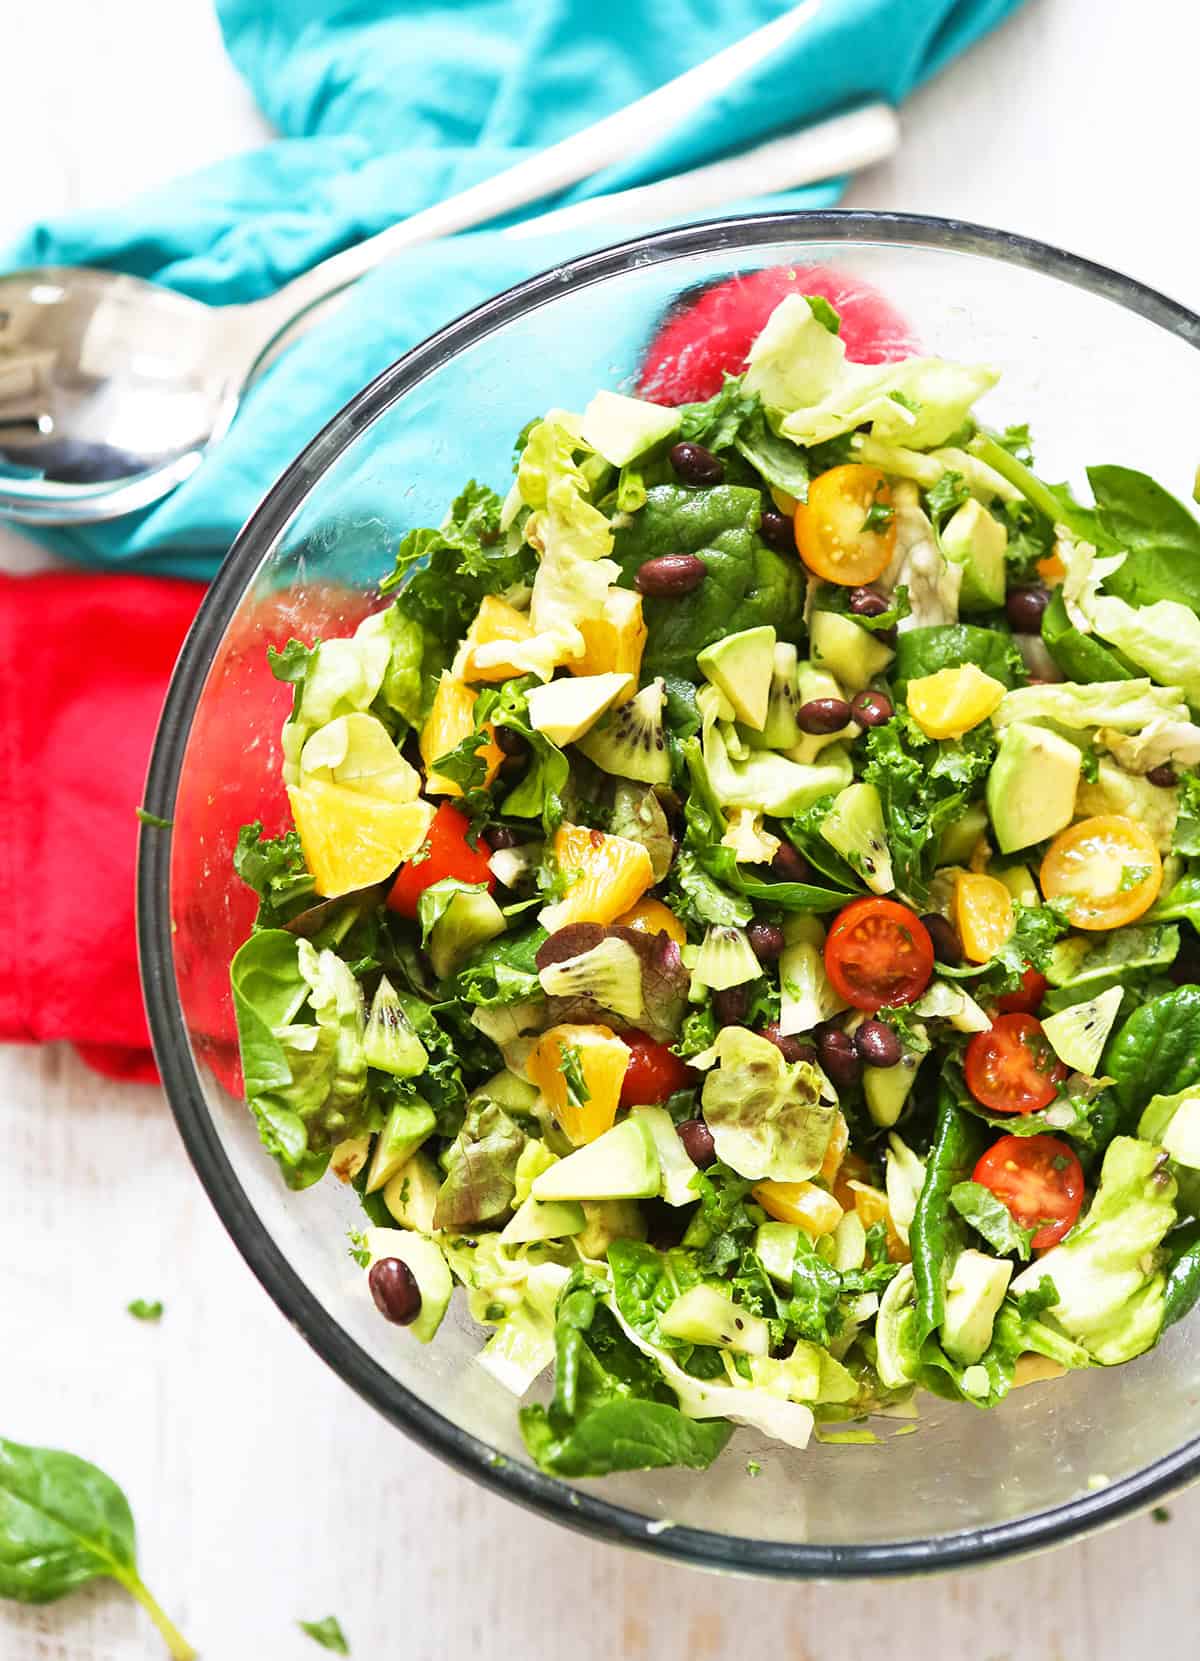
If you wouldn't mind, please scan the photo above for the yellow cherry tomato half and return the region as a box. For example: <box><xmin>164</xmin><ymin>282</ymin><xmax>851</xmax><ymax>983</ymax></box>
<box><xmin>1040</xmin><ymin>814</ymin><xmax>1162</xmax><ymax>930</ymax></box>
<box><xmin>793</xmin><ymin>465</ymin><xmax>896</xmax><ymax>586</ymax></box>
<box><xmin>955</xmin><ymin>872</ymin><xmax>1016</xmax><ymax>964</ymax></box>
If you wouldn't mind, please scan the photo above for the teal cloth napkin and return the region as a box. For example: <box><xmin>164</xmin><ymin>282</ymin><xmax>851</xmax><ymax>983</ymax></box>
<box><xmin>6</xmin><ymin>0</ymin><xmax>1022</xmax><ymax>577</ymax></box>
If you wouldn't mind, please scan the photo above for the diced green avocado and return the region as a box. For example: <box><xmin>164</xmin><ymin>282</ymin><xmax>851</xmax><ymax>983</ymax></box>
<box><xmin>698</xmin><ymin>625</ymin><xmax>777</xmax><ymax>730</ymax></box>
<box><xmin>383</xmin><ymin>1150</ymin><xmax>441</xmax><ymax>1233</ymax></box>
<box><xmin>1076</xmin><ymin>759</ymin><xmax>1179</xmax><ymax>852</ymax></box>
<box><xmin>745</xmin><ymin>642</ymin><xmax>803</xmax><ymax>750</ymax></box>
<box><xmin>831</xmin><ymin>1210</ymin><xmax>867</xmax><ymax>1272</ymax></box>
<box><xmin>789</xmin><ymin>662</ymin><xmax>857</xmax><ymax>763</ymax></box>
<box><xmin>996</xmin><ymin>863</ymin><xmax>1040</xmax><ymax>907</ymax></box>
<box><xmin>576</xmin><ymin>1198</ymin><xmax>647</xmax><ymax>1258</ymax></box>
<box><xmin>809</xmin><ymin>610</ymin><xmax>894</xmax><ymax>693</ymax></box>
<box><xmin>629</xmin><ymin>1106</ymin><xmax>700</xmax><ymax>1207</ymax></box>
<box><xmin>940</xmin><ymin>1248</ymin><xmax>1013</xmax><ymax>1365</ymax></box>
<box><xmin>580</xmin><ymin>389</ymin><xmax>680</xmax><ymax>466</ymax></box>
<box><xmin>1139</xmin><ymin>1091</ymin><xmax>1200</xmax><ymax>1168</ymax></box>
<box><xmin>987</xmin><ymin>721</ymin><xmax>1082</xmax><ymax>854</ymax></box>
<box><xmin>659</xmin><ymin>1285</ymin><xmax>770</xmax><ymax>1355</ymax></box>
<box><xmin>471</xmin><ymin>1070</ymin><xmax>540</xmax><ymax>1113</ymax></box>
<box><xmin>365</xmin><ymin>1097</ymin><xmax>437</xmax><ymax>1193</ymax></box>
<box><xmin>363</xmin><ymin>1227</ymin><xmax>453</xmax><ymax>1343</ymax></box>
<box><xmin>539</xmin><ymin>936</ymin><xmax>646</xmax><ymax>1024</ymax></box>
<box><xmin>755</xmin><ymin>1221</ymin><xmax>801</xmax><ymax>1286</ymax></box>
<box><xmin>1041</xmin><ymin>985</ymin><xmax>1123</xmax><ymax>1075</ymax></box>
<box><xmin>864</xmin><ymin>1047</ymin><xmax>923</xmax><ymax>1127</ymax></box>
<box><xmin>525</xmin><ymin>672</ymin><xmax>632</xmax><ymax>746</ymax></box>
<box><xmin>940</xmin><ymin>499</ymin><xmax>1007</xmax><ymax>611</ymax></box>
<box><xmin>530</xmin><ymin>1117</ymin><xmax>660</xmax><ymax>1202</ymax></box>
<box><xmin>499</xmin><ymin>1194</ymin><xmax>586</xmax><ymax>1245</ymax></box>
<box><xmin>363</xmin><ymin>976</ymin><xmax>428</xmax><ymax>1077</ymax></box>
<box><xmin>690</xmin><ymin>926</ymin><xmax>761</xmax><ymax>995</ymax></box>
<box><xmin>428</xmin><ymin>888</ymin><xmax>506</xmax><ymax>979</ymax></box>
<box><xmin>937</xmin><ymin>801</ymin><xmax>988</xmax><ymax>867</ymax></box>
<box><xmin>820</xmin><ymin>782</ymin><xmax>894</xmax><ymax>895</ymax></box>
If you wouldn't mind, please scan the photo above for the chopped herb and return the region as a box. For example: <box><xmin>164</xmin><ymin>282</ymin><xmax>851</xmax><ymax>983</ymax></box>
<box><xmin>559</xmin><ymin>1041</ymin><xmax>591</xmax><ymax>1109</ymax></box>
<box><xmin>126</xmin><ymin>1299</ymin><xmax>164</xmax><ymax>1322</ymax></box>
<box><xmin>135</xmin><ymin>808</ymin><xmax>173</xmax><ymax>830</ymax></box>
<box><xmin>298</xmin><ymin>1615</ymin><xmax>350</xmax><ymax>1654</ymax></box>
<box><xmin>745</xmin><ymin>1460</ymin><xmax>762</xmax><ymax>1477</ymax></box>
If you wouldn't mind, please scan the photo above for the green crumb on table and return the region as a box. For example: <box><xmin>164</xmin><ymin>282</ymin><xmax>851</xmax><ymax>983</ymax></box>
<box><xmin>126</xmin><ymin>1299</ymin><xmax>163</xmax><ymax>1321</ymax></box>
<box><xmin>745</xmin><ymin>1460</ymin><xmax>762</xmax><ymax>1478</ymax></box>
<box><xmin>298</xmin><ymin>1615</ymin><xmax>350</xmax><ymax>1653</ymax></box>
<box><xmin>1152</xmin><ymin>1505</ymin><xmax>1172</xmax><ymax>1524</ymax></box>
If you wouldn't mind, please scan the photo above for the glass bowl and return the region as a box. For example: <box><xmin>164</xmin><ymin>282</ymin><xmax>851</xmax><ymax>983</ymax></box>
<box><xmin>138</xmin><ymin>211</ymin><xmax>1200</xmax><ymax>1576</ymax></box>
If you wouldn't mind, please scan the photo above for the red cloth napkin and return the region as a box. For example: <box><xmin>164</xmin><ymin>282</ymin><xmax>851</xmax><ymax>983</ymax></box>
<box><xmin>2</xmin><ymin>265</ymin><xmax>912</xmax><ymax>1087</ymax></box>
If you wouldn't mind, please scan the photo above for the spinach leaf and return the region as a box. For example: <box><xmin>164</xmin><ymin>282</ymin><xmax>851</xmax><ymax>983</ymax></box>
<box><xmin>1163</xmin><ymin>1222</ymin><xmax>1200</xmax><ymax>1329</ymax></box>
<box><xmin>1089</xmin><ymin>465</ymin><xmax>1200</xmax><ymax>614</ymax></box>
<box><xmin>1040</xmin><ymin>588</ymin><xmax>1134</xmax><ymax>684</ymax></box>
<box><xmin>891</xmin><ymin>624</ymin><xmax>1025</xmax><ymax>695</ymax></box>
<box><xmin>127</xmin><ymin>1299</ymin><xmax>164</xmax><ymax>1322</ymax></box>
<box><xmin>299</xmin><ymin>1615</ymin><xmax>350</xmax><ymax>1654</ymax></box>
<box><xmin>610</xmin><ymin>485</ymin><xmax>803</xmax><ymax>677</ymax></box>
<box><xmin>732</xmin><ymin>407</ymin><xmax>811</xmax><ymax>498</ymax></box>
<box><xmin>519</xmin><ymin>1275</ymin><xmax>732</xmax><ymax>1476</ymax></box>
<box><xmin>1173</xmin><ymin>774</ymin><xmax>1200</xmax><ymax>859</ymax></box>
<box><xmin>1104</xmin><ymin>986</ymin><xmax>1200</xmax><ymax>1123</ymax></box>
<box><xmin>911</xmin><ymin>1090</ymin><xmax>985</xmax><ymax>1341</ymax></box>
<box><xmin>0</xmin><ymin>1438</ymin><xmax>194</xmax><ymax>1658</ymax></box>
<box><xmin>1148</xmin><ymin>867</ymin><xmax>1200</xmax><ymax>932</ymax></box>
<box><xmin>453</xmin><ymin>924</ymin><xmax>546</xmax><ymax>1006</ymax></box>
<box><xmin>233</xmin><ymin>823</ymin><xmax>317</xmax><ymax>929</ymax></box>
<box><xmin>949</xmin><ymin>1180</ymin><xmax>1035</xmax><ymax>1260</ymax></box>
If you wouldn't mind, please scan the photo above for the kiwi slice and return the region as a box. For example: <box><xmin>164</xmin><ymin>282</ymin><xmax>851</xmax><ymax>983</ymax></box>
<box><xmin>746</xmin><ymin>643</ymin><xmax>803</xmax><ymax>751</ymax></box>
<box><xmin>820</xmin><ymin>782</ymin><xmax>894</xmax><ymax>895</ymax></box>
<box><xmin>1041</xmin><ymin>984</ymin><xmax>1123</xmax><ymax>1076</ymax></box>
<box><xmin>575</xmin><ymin>678</ymin><xmax>670</xmax><ymax>785</ymax></box>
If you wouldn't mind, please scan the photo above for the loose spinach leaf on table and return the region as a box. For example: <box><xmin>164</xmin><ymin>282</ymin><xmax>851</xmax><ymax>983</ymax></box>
<box><xmin>1104</xmin><ymin>985</ymin><xmax>1200</xmax><ymax>1125</ymax></box>
<box><xmin>298</xmin><ymin>1614</ymin><xmax>350</xmax><ymax>1654</ymax></box>
<box><xmin>0</xmin><ymin>1438</ymin><xmax>194</xmax><ymax>1659</ymax></box>
<box><xmin>1089</xmin><ymin>465</ymin><xmax>1200</xmax><ymax>614</ymax></box>
<box><xmin>610</xmin><ymin>485</ymin><xmax>804</xmax><ymax>677</ymax></box>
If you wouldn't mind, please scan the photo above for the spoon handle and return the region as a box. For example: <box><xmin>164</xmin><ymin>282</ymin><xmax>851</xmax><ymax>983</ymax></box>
<box><xmin>232</xmin><ymin>2</ymin><xmax>825</xmax><ymax>368</ymax></box>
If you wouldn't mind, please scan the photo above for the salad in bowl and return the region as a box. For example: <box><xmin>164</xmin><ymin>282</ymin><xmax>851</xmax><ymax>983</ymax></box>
<box><xmin>228</xmin><ymin>279</ymin><xmax>1200</xmax><ymax>1480</ymax></box>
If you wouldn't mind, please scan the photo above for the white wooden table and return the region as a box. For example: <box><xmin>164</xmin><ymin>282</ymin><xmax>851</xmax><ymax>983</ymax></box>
<box><xmin>3</xmin><ymin>2</ymin><xmax>1199</xmax><ymax>1655</ymax></box>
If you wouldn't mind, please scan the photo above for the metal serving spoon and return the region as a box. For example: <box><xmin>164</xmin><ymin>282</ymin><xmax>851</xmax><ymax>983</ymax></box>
<box><xmin>0</xmin><ymin>4</ymin><xmax>896</xmax><ymax>526</ymax></box>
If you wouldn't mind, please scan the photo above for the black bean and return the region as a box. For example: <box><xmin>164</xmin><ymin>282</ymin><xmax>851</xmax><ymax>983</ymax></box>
<box><xmin>758</xmin><ymin>1022</ymin><xmax>816</xmax><ymax>1066</ymax></box>
<box><xmin>1147</xmin><ymin>763</ymin><xmax>1179</xmax><ymax>788</ymax></box>
<box><xmin>669</xmin><ymin>441</ymin><xmax>724</xmax><ymax>487</ymax></box>
<box><xmin>369</xmin><ymin>1258</ymin><xmax>422</xmax><ymax>1326</ymax></box>
<box><xmin>855</xmin><ymin>1018</ymin><xmax>902</xmax><ymax>1068</ymax></box>
<box><xmin>850</xmin><ymin>689</ymin><xmax>893</xmax><ymax>728</ymax></box>
<box><xmin>758</xmin><ymin>507</ymin><xmax>794</xmax><ymax>552</ymax></box>
<box><xmin>677</xmin><ymin>1118</ymin><xmax>716</xmax><ymax>1169</ymax></box>
<box><xmin>849</xmin><ymin>586</ymin><xmax>890</xmax><ymax>618</ymax></box>
<box><xmin>635</xmin><ymin>553</ymin><xmax>707</xmax><ymax>596</ymax></box>
<box><xmin>771</xmin><ymin>842</ymin><xmax>813</xmax><ymax>884</ymax></box>
<box><xmin>747</xmin><ymin>920</ymin><xmax>785</xmax><ymax>963</ymax></box>
<box><xmin>816</xmin><ymin>1025</ymin><xmax>861</xmax><ymax>1090</ymax></box>
<box><xmin>1006</xmin><ymin>585</ymin><xmax>1051</xmax><ymax>633</ymax></box>
<box><xmin>493</xmin><ymin>724</ymin><xmax>527</xmax><ymax>758</ymax></box>
<box><xmin>797</xmin><ymin>696</ymin><xmax>853</xmax><ymax>735</ymax></box>
<box><xmin>920</xmin><ymin>912</ymin><xmax>963</xmax><ymax>967</ymax></box>
<box><xmin>483</xmin><ymin>824</ymin><xmax>522</xmax><ymax>852</ymax></box>
<box><xmin>712</xmin><ymin>984</ymin><xmax>751</xmax><ymax>1027</ymax></box>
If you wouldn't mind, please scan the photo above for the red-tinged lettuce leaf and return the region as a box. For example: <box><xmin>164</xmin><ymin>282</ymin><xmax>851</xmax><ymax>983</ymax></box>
<box><xmin>535</xmin><ymin>924</ymin><xmax>689</xmax><ymax>1043</ymax></box>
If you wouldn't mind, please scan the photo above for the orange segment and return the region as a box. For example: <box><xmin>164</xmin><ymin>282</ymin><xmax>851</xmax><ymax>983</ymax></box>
<box><xmin>458</xmin><ymin>596</ymin><xmax>536</xmax><ymax>683</ymax></box>
<box><xmin>955</xmin><ymin>872</ymin><xmax>1015</xmax><ymax>963</ymax></box>
<box><xmin>570</xmin><ymin>588</ymin><xmax>646</xmax><ymax>699</ymax></box>
<box><xmin>287</xmin><ymin>781</ymin><xmax>435</xmax><ymax>898</ymax></box>
<box><xmin>419</xmin><ymin>673</ymin><xmax>504</xmax><ymax>796</ymax></box>
<box><xmin>907</xmin><ymin>664</ymin><xmax>1006</xmax><ymax>740</ymax></box>
<box><xmin>753</xmin><ymin>1180</ymin><xmax>843</xmax><ymax>1238</ymax></box>
<box><xmin>841</xmin><ymin>1177</ymin><xmax>910</xmax><ymax>1263</ymax></box>
<box><xmin>540</xmin><ymin>823</ymin><xmax>654</xmax><ymax>930</ymax></box>
<box><xmin>526</xmin><ymin>1024</ymin><xmax>630</xmax><ymax>1144</ymax></box>
<box><xmin>1038</xmin><ymin>551</ymin><xmax>1066</xmax><ymax>586</ymax></box>
<box><xmin>818</xmin><ymin>1112</ymin><xmax>850</xmax><ymax>1188</ymax></box>
<box><xmin>614</xmin><ymin>896</ymin><xmax>687</xmax><ymax>949</ymax></box>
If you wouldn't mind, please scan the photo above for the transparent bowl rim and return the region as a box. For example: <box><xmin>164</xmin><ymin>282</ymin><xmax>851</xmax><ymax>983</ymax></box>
<box><xmin>138</xmin><ymin>210</ymin><xmax>1200</xmax><ymax>1577</ymax></box>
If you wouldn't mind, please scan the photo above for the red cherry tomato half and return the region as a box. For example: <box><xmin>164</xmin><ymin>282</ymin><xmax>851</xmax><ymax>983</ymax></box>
<box><xmin>823</xmin><ymin>897</ymin><xmax>935</xmax><ymax>1011</ymax></box>
<box><xmin>619</xmin><ymin>1032</ymin><xmax>697</xmax><ymax>1108</ymax></box>
<box><xmin>995</xmin><ymin>966</ymin><xmax>1049</xmax><ymax>1016</ymax></box>
<box><xmin>964</xmin><ymin>1014</ymin><xmax>1067</xmax><ymax>1115</ymax></box>
<box><xmin>973</xmin><ymin>1133</ymin><xmax>1085</xmax><ymax>1250</ymax></box>
<box><xmin>387</xmin><ymin>803</ymin><xmax>495</xmax><ymax>919</ymax></box>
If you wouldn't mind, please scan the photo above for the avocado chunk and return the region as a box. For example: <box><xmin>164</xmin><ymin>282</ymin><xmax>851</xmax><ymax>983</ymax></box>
<box><xmin>365</xmin><ymin>1096</ymin><xmax>437</xmax><ymax>1193</ymax></box>
<box><xmin>864</xmin><ymin>1047</ymin><xmax>923</xmax><ymax>1127</ymax></box>
<box><xmin>937</xmin><ymin>800</ymin><xmax>988</xmax><ymax>867</ymax></box>
<box><xmin>996</xmin><ymin>862</ymin><xmax>1039</xmax><ymax>907</ymax></box>
<box><xmin>471</xmin><ymin>1069</ymin><xmax>541</xmax><ymax>1113</ymax></box>
<box><xmin>629</xmin><ymin>1106</ymin><xmax>700</xmax><ymax>1207</ymax></box>
<box><xmin>363</xmin><ymin>1227</ymin><xmax>453</xmax><ymax>1343</ymax></box>
<box><xmin>1139</xmin><ymin>1091</ymin><xmax>1200</xmax><ymax>1169</ymax></box>
<box><xmin>698</xmin><ymin>625</ymin><xmax>777</xmax><ymax>730</ymax></box>
<box><xmin>576</xmin><ymin>1197</ymin><xmax>647</xmax><ymax>1258</ymax></box>
<box><xmin>659</xmin><ymin>1285</ymin><xmax>771</xmax><ymax>1355</ymax></box>
<box><xmin>1075</xmin><ymin>759</ymin><xmax>1179</xmax><ymax>852</ymax></box>
<box><xmin>525</xmin><ymin>672</ymin><xmax>632</xmax><ymax>746</ymax></box>
<box><xmin>499</xmin><ymin>1194</ymin><xmax>586</xmax><ymax>1244</ymax></box>
<box><xmin>941</xmin><ymin>1248</ymin><xmax>1013</xmax><ymax>1365</ymax></box>
<box><xmin>755</xmin><ymin>1221</ymin><xmax>801</xmax><ymax>1286</ymax></box>
<box><xmin>809</xmin><ymin>610</ymin><xmax>894</xmax><ymax>693</ymax></box>
<box><xmin>383</xmin><ymin>1150</ymin><xmax>441</xmax><ymax>1232</ymax></box>
<box><xmin>986</xmin><ymin>720</ymin><xmax>1081</xmax><ymax>853</ymax></box>
<box><xmin>428</xmin><ymin>887</ymin><xmax>506</xmax><ymax>979</ymax></box>
<box><xmin>580</xmin><ymin>389</ymin><xmax>680</xmax><ymax>466</ymax></box>
<box><xmin>530</xmin><ymin>1117</ymin><xmax>660</xmax><ymax>1201</ymax></box>
<box><xmin>820</xmin><ymin>781</ymin><xmax>894</xmax><ymax>895</ymax></box>
<box><xmin>940</xmin><ymin>499</ymin><xmax>1007</xmax><ymax>611</ymax></box>
<box><xmin>1041</xmin><ymin>985</ymin><xmax>1123</xmax><ymax>1075</ymax></box>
